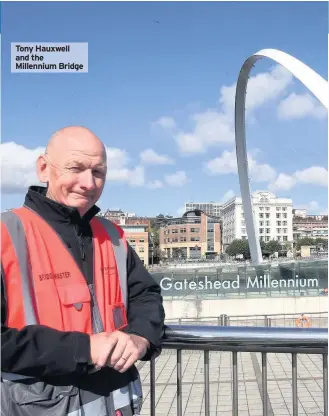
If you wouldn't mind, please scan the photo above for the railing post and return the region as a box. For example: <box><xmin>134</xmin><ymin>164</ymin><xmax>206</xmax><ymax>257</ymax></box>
<box><xmin>324</xmin><ymin>353</ymin><xmax>328</xmax><ymax>416</ymax></box>
<box><xmin>262</xmin><ymin>352</ymin><xmax>268</xmax><ymax>416</ymax></box>
<box><xmin>232</xmin><ymin>351</ymin><xmax>238</xmax><ymax>416</ymax></box>
<box><xmin>220</xmin><ymin>314</ymin><xmax>229</xmax><ymax>326</ymax></box>
<box><xmin>204</xmin><ymin>350</ymin><xmax>210</xmax><ymax>415</ymax></box>
<box><xmin>177</xmin><ymin>349</ymin><xmax>183</xmax><ymax>416</ymax></box>
<box><xmin>150</xmin><ymin>359</ymin><xmax>156</xmax><ymax>416</ymax></box>
<box><xmin>292</xmin><ymin>353</ymin><xmax>298</xmax><ymax>416</ymax></box>
<box><xmin>265</xmin><ymin>317</ymin><xmax>271</xmax><ymax>327</ymax></box>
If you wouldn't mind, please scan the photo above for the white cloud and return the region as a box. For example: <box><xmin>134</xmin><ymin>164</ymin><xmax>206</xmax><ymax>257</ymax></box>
<box><xmin>269</xmin><ymin>166</ymin><xmax>328</xmax><ymax>191</ymax></box>
<box><xmin>295</xmin><ymin>201</ymin><xmax>328</xmax><ymax>215</ymax></box>
<box><xmin>175</xmin><ymin>111</ymin><xmax>235</xmax><ymax>154</ymax></box>
<box><xmin>277</xmin><ymin>92</ymin><xmax>327</xmax><ymax>120</ymax></box>
<box><xmin>268</xmin><ymin>173</ymin><xmax>297</xmax><ymax>191</ymax></box>
<box><xmin>205</xmin><ymin>149</ymin><xmax>276</xmax><ymax>182</ymax></box>
<box><xmin>146</xmin><ymin>180</ymin><xmax>164</xmax><ymax>190</ymax></box>
<box><xmin>164</xmin><ymin>171</ymin><xmax>188</xmax><ymax>187</ymax></box>
<box><xmin>140</xmin><ymin>148</ymin><xmax>174</xmax><ymax>165</ymax></box>
<box><xmin>206</xmin><ymin>150</ymin><xmax>237</xmax><ymax>174</ymax></box>
<box><xmin>152</xmin><ymin>116</ymin><xmax>176</xmax><ymax>129</ymax></box>
<box><xmin>174</xmin><ymin>64</ymin><xmax>293</xmax><ymax>154</ymax></box>
<box><xmin>0</xmin><ymin>142</ymin><xmax>45</xmax><ymax>193</ymax></box>
<box><xmin>294</xmin><ymin>166</ymin><xmax>328</xmax><ymax>186</ymax></box>
<box><xmin>0</xmin><ymin>142</ymin><xmax>146</xmax><ymax>193</ymax></box>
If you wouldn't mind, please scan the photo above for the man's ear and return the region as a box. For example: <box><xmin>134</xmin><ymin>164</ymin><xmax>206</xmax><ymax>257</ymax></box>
<box><xmin>36</xmin><ymin>154</ymin><xmax>50</xmax><ymax>183</ymax></box>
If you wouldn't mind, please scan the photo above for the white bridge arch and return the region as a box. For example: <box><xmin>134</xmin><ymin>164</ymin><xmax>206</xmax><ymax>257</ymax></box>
<box><xmin>234</xmin><ymin>48</ymin><xmax>328</xmax><ymax>265</ymax></box>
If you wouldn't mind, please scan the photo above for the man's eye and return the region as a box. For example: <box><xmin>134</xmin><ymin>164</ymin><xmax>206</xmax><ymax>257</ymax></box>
<box><xmin>69</xmin><ymin>167</ymin><xmax>81</xmax><ymax>172</ymax></box>
<box><xmin>93</xmin><ymin>170</ymin><xmax>105</xmax><ymax>177</ymax></box>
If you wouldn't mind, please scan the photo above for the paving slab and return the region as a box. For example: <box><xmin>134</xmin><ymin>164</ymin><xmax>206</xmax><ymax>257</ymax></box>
<box><xmin>139</xmin><ymin>350</ymin><xmax>325</xmax><ymax>416</ymax></box>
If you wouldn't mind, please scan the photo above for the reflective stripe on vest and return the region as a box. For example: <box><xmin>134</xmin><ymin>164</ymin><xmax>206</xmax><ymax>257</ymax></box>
<box><xmin>1</xmin><ymin>209</ymin><xmax>143</xmax><ymax>415</ymax></box>
<box><xmin>96</xmin><ymin>216</ymin><xmax>127</xmax><ymax>308</ymax></box>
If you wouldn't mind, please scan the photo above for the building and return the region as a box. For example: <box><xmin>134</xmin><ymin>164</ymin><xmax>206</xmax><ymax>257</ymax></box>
<box><xmin>159</xmin><ymin>211</ymin><xmax>221</xmax><ymax>260</ymax></box>
<box><xmin>293</xmin><ymin>209</ymin><xmax>307</xmax><ymax>219</ymax></box>
<box><xmin>120</xmin><ymin>223</ymin><xmax>149</xmax><ymax>266</ymax></box>
<box><xmin>221</xmin><ymin>191</ymin><xmax>293</xmax><ymax>248</ymax></box>
<box><xmin>293</xmin><ymin>213</ymin><xmax>328</xmax><ymax>241</ymax></box>
<box><xmin>99</xmin><ymin>210</ymin><xmax>150</xmax><ymax>265</ymax></box>
<box><xmin>184</xmin><ymin>201</ymin><xmax>222</xmax><ymax>217</ymax></box>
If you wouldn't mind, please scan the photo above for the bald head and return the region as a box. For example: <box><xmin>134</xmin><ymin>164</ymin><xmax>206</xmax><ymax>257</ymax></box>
<box><xmin>37</xmin><ymin>126</ymin><xmax>107</xmax><ymax>216</ymax></box>
<box><xmin>46</xmin><ymin>126</ymin><xmax>106</xmax><ymax>163</ymax></box>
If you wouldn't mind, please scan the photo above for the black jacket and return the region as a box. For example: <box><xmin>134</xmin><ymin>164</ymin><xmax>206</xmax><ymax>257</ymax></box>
<box><xmin>1</xmin><ymin>186</ymin><xmax>165</xmax><ymax>386</ymax></box>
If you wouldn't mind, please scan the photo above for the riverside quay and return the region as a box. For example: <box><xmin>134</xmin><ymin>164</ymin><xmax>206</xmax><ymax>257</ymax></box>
<box><xmin>144</xmin><ymin>258</ymin><xmax>328</xmax><ymax>416</ymax></box>
<box><xmin>150</xmin><ymin>259</ymin><xmax>327</xmax><ymax>298</ymax></box>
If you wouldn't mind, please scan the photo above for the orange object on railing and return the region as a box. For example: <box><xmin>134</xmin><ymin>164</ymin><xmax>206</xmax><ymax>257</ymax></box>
<box><xmin>296</xmin><ymin>314</ymin><xmax>311</xmax><ymax>328</ymax></box>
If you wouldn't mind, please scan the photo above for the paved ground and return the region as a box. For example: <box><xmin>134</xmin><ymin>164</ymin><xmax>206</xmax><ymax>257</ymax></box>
<box><xmin>138</xmin><ymin>350</ymin><xmax>325</xmax><ymax>416</ymax></box>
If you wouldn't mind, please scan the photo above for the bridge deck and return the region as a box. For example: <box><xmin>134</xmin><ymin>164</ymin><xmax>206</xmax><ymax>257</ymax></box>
<box><xmin>138</xmin><ymin>350</ymin><xmax>324</xmax><ymax>416</ymax></box>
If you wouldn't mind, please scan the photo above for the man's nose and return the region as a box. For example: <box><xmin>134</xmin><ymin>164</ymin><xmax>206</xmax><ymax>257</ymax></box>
<box><xmin>80</xmin><ymin>170</ymin><xmax>96</xmax><ymax>190</ymax></box>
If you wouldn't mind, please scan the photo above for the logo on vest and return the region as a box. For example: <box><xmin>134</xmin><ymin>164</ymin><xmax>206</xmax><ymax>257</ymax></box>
<box><xmin>101</xmin><ymin>266</ymin><xmax>116</xmax><ymax>275</ymax></box>
<box><xmin>39</xmin><ymin>271</ymin><xmax>71</xmax><ymax>281</ymax></box>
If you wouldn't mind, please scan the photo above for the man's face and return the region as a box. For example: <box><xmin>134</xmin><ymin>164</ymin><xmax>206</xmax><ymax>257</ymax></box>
<box><xmin>43</xmin><ymin>143</ymin><xmax>107</xmax><ymax>215</ymax></box>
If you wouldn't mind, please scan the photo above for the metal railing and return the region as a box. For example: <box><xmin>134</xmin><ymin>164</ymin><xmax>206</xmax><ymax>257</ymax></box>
<box><xmin>149</xmin><ymin>325</ymin><xmax>328</xmax><ymax>416</ymax></box>
<box><xmin>165</xmin><ymin>311</ymin><xmax>328</xmax><ymax>328</ymax></box>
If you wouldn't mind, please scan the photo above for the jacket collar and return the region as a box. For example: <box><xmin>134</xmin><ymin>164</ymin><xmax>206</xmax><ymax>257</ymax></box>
<box><xmin>24</xmin><ymin>186</ymin><xmax>100</xmax><ymax>225</ymax></box>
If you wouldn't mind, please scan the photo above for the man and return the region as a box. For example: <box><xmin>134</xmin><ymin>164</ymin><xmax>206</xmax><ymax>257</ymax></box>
<box><xmin>1</xmin><ymin>126</ymin><xmax>165</xmax><ymax>416</ymax></box>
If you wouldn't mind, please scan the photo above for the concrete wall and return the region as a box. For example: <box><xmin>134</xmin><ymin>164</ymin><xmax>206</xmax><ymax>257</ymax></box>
<box><xmin>163</xmin><ymin>296</ymin><xmax>328</xmax><ymax>319</ymax></box>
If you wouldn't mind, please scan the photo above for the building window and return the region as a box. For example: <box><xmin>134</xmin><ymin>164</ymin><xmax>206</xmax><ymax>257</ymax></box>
<box><xmin>283</xmin><ymin>213</ymin><xmax>287</xmax><ymax>219</ymax></box>
<box><xmin>180</xmin><ymin>228</ymin><xmax>186</xmax><ymax>233</ymax></box>
<box><xmin>259</xmin><ymin>228</ymin><xmax>264</xmax><ymax>234</ymax></box>
<box><xmin>191</xmin><ymin>228</ymin><xmax>200</xmax><ymax>232</ymax></box>
<box><xmin>283</xmin><ymin>228</ymin><xmax>287</xmax><ymax>234</ymax></box>
<box><xmin>277</xmin><ymin>221</ymin><xmax>281</xmax><ymax>226</ymax></box>
<box><xmin>139</xmin><ymin>247</ymin><xmax>144</xmax><ymax>253</ymax></box>
<box><xmin>172</xmin><ymin>229</ymin><xmax>178</xmax><ymax>234</ymax></box>
<box><xmin>283</xmin><ymin>236</ymin><xmax>288</xmax><ymax>241</ymax></box>
<box><xmin>265</xmin><ymin>214</ymin><xmax>270</xmax><ymax>219</ymax></box>
<box><xmin>259</xmin><ymin>213</ymin><xmax>264</xmax><ymax>218</ymax></box>
<box><xmin>265</xmin><ymin>207</ymin><xmax>270</xmax><ymax>211</ymax></box>
<box><xmin>266</xmin><ymin>221</ymin><xmax>270</xmax><ymax>226</ymax></box>
<box><xmin>260</xmin><ymin>221</ymin><xmax>264</xmax><ymax>226</ymax></box>
<box><xmin>276</xmin><ymin>214</ymin><xmax>280</xmax><ymax>218</ymax></box>
<box><xmin>277</xmin><ymin>228</ymin><xmax>281</xmax><ymax>233</ymax></box>
<box><xmin>191</xmin><ymin>237</ymin><xmax>200</xmax><ymax>242</ymax></box>
<box><xmin>266</xmin><ymin>228</ymin><xmax>270</xmax><ymax>234</ymax></box>
<box><xmin>180</xmin><ymin>237</ymin><xmax>186</xmax><ymax>242</ymax></box>
<box><xmin>139</xmin><ymin>239</ymin><xmax>144</xmax><ymax>243</ymax></box>
<box><xmin>282</xmin><ymin>207</ymin><xmax>287</xmax><ymax>211</ymax></box>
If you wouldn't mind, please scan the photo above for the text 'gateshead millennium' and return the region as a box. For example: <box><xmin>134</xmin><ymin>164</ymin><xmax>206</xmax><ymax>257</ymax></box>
<box><xmin>159</xmin><ymin>275</ymin><xmax>319</xmax><ymax>291</ymax></box>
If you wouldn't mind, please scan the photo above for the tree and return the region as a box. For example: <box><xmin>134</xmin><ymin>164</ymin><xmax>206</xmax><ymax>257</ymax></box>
<box><xmin>295</xmin><ymin>237</ymin><xmax>314</xmax><ymax>251</ymax></box>
<box><xmin>265</xmin><ymin>240</ymin><xmax>282</xmax><ymax>254</ymax></box>
<box><xmin>314</xmin><ymin>238</ymin><xmax>328</xmax><ymax>250</ymax></box>
<box><xmin>226</xmin><ymin>239</ymin><xmax>250</xmax><ymax>259</ymax></box>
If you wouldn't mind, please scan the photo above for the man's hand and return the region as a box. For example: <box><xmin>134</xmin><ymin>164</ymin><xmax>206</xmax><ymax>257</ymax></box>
<box><xmin>90</xmin><ymin>332</ymin><xmax>150</xmax><ymax>373</ymax></box>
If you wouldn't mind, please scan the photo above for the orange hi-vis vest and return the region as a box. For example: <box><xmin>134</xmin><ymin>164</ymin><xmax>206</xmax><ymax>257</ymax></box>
<box><xmin>1</xmin><ymin>207</ymin><xmax>143</xmax><ymax>416</ymax></box>
<box><xmin>1</xmin><ymin>206</ymin><xmax>128</xmax><ymax>334</ymax></box>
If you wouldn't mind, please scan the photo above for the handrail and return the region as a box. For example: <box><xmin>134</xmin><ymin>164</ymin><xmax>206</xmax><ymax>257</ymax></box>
<box><xmin>165</xmin><ymin>310</ymin><xmax>328</xmax><ymax>321</ymax></box>
<box><xmin>162</xmin><ymin>324</ymin><xmax>328</xmax><ymax>354</ymax></box>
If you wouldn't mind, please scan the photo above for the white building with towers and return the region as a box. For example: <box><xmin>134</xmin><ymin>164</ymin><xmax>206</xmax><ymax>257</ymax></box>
<box><xmin>221</xmin><ymin>191</ymin><xmax>293</xmax><ymax>248</ymax></box>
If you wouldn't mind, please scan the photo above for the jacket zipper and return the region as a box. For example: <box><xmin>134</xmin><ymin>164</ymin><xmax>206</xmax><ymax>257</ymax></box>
<box><xmin>75</xmin><ymin>226</ymin><xmax>114</xmax><ymax>415</ymax></box>
<box><xmin>88</xmin><ymin>283</ymin><xmax>104</xmax><ymax>334</ymax></box>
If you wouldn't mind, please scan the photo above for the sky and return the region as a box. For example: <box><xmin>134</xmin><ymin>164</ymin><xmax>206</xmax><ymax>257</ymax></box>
<box><xmin>1</xmin><ymin>1</ymin><xmax>328</xmax><ymax>217</ymax></box>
